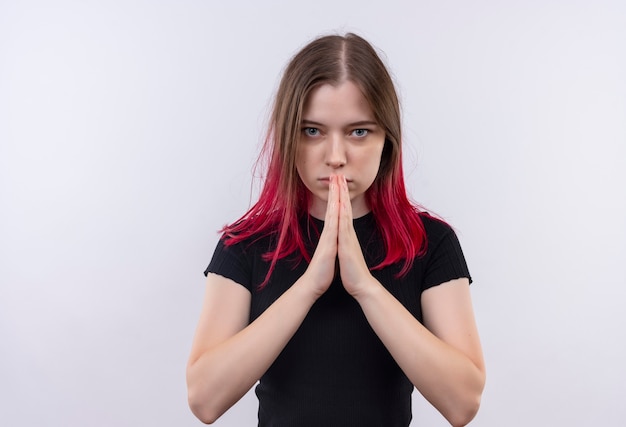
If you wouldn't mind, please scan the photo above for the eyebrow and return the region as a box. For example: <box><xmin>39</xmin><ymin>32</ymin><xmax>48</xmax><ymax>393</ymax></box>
<box><xmin>301</xmin><ymin>119</ymin><xmax>378</xmax><ymax>127</ymax></box>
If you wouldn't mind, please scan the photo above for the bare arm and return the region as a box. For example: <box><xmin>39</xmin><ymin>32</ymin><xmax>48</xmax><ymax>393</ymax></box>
<box><xmin>186</xmin><ymin>176</ymin><xmax>343</xmax><ymax>424</ymax></box>
<box><xmin>354</xmin><ymin>278</ymin><xmax>485</xmax><ymax>427</ymax></box>
<box><xmin>335</xmin><ymin>175</ymin><xmax>485</xmax><ymax>426</ymax></box>
<box><xmin>186</xmin><ymin>273</ymin><xmax>321</xmax><ymax>424</ymax></box>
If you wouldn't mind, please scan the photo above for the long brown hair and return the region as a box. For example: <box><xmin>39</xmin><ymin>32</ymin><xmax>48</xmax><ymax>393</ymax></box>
<box><xmin>223</xmin><ymin>33</ymin><xmax>426</xmax><ymax>288</ymax></box>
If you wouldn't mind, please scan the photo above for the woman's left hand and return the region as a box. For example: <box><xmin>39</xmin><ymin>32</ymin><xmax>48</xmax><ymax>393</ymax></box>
<box><xmin>335</xmin><ymin>175</ymin><xmax>378</xmax><ymax>297</ymax></box>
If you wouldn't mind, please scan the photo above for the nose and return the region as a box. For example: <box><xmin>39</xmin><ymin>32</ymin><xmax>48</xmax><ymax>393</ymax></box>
<box><xmin>325</xmin><ymin>133</ymin><xmax>346</xmax><ymax>168</ymax></box>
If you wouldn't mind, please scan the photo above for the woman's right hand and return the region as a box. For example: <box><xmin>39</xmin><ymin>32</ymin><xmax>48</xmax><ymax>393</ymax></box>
<box><xmin>301</xmin><ymin>174</ymin><xmax>340</xmax><ymax>297</ymax></box>
<box><xmin>188</xmin><ymin>179</ymin><xmax>341</xmax><ymax>422</ymax></box>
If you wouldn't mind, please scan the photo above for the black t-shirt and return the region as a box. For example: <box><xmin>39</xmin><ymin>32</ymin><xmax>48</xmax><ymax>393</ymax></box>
<box><xmin>205</xmin><ymin>212</ymin><xmax>471</xmax><ymax>427</ymax></box>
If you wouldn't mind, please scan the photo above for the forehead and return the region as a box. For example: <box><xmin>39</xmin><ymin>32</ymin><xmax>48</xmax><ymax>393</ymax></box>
<box><xmin>302</xmin><ymin>81</ymin><xmax>375</xmax><ymax>124</ymax></box>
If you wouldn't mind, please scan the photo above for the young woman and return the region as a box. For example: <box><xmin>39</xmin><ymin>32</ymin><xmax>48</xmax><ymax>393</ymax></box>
<box><xmin>187</xmin><ymin>33</ymin><xmax>485</xmax><ymax>427</ymax></box>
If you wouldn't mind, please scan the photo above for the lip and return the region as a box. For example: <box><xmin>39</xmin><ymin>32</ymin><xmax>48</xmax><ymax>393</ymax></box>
<box><xmin>318</xmin><ymin>177</ymin><xmax>353</xmax><ymax>182</ymax></box>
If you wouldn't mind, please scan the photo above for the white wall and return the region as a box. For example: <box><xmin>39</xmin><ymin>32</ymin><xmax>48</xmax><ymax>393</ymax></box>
<box><xmin>1</xmin><ymin>1</ymin><xmax>625</xmax><ymax>425</ymax></box>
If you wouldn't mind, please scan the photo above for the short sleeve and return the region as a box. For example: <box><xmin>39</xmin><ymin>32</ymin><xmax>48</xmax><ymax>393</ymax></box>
<box><xmin>421</xmin><ymin>216</ymin><xmax>472</xmax><ymax>291</ymax></box>
<box><xmin>204</xmin><ymin>238</ymin><xmax>253</xmax><ymax>292</ymax></box>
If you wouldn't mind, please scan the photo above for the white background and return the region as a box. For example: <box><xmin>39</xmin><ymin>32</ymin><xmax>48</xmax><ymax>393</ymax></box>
<box><xmin>1</xmin><ymin>1</ymin><xmax>625</xmax><ymax>426</ymax></box>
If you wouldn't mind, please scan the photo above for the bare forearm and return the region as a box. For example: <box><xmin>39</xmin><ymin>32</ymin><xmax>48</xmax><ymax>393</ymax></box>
<box><xmin>355</xmin><ymin>281</ymin><xmax>485</xmax><ymax>426</ymax></box>
<box><xmin>187</xmin><ymin>278</ymin><xmax>318</xmax><ymax>424</ymax></box>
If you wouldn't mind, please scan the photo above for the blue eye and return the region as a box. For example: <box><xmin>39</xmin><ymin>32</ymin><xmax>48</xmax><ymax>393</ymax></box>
<box><xmin>352</xmin><ymin>129</ymin><xmax>368</xmax><ymax>137</ymax></box>
<box><xmin>303</xmin><ymin>127</ymin><xmax>319</xmax><ymax>137</ymax></box>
